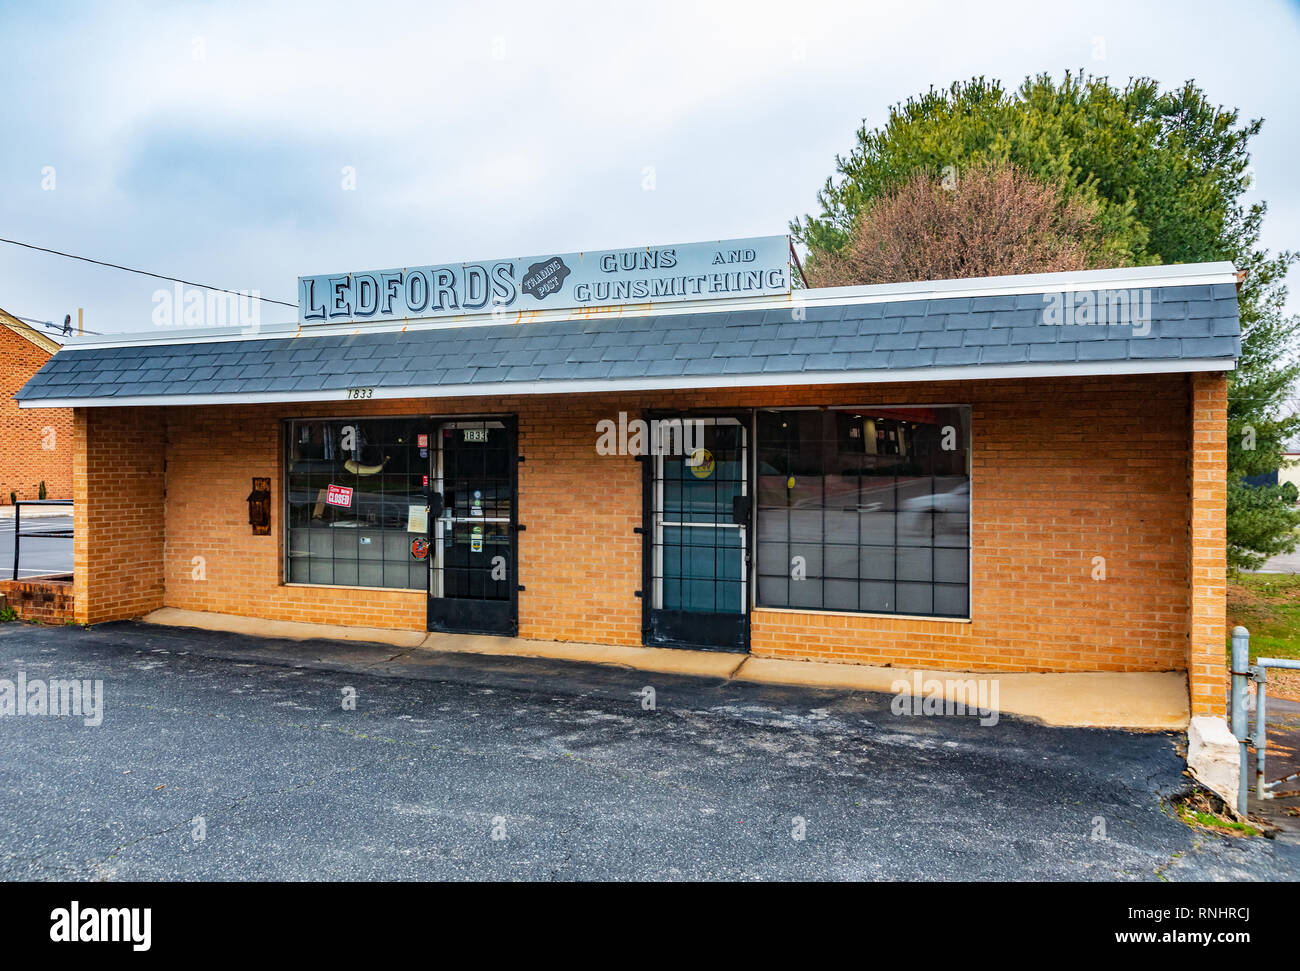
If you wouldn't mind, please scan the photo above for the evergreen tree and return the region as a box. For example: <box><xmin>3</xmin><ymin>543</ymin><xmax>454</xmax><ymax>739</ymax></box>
<box><xmin>794</xmin><ymin>72</ymin><xmax>1300</xmax><ymax>568</ymax></box>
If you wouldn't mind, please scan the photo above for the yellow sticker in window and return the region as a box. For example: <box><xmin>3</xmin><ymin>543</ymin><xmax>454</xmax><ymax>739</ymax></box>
<box><xmin>689</xmin><ymin>448</ymin><xmax>715</xmax><ymax>479</ymax></box>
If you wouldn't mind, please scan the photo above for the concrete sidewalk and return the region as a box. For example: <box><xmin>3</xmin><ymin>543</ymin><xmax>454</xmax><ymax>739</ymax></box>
<box><xmin>0</xmin><ymin>505</ymin><xmax>73</xmax><ymax>519</ymax></box>
<box><xmin>143</xmin><ymin>607</ymin><xmax>1189</xmax><ymax>731</ymax></box>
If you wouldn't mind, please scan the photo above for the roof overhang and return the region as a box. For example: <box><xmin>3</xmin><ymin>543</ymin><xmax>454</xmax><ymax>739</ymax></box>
<box><xmin>58</xmin><ymin>260</ymin><xmax>1241</xmax><ymax>351</ymax></box>
<box><xmin>16</xmin><ymin>260</ymin><xmax>1243</xmax><ymax>410</ymax></box>
<box><xmin>18</xmin><ymin>356</ymin><xmax>1235</xmax><ymax>409</ymax></box>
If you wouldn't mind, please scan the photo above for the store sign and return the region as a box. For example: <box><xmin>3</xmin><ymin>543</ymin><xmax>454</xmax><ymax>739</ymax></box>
<box><xmin>298</xmin><ymin>236</ymin><xmax>790</xmax><ymax>325</ymax></box>
<box><xmin>325</xmin><ymin>484</ymin><xmax>353</xmax><ymax>508</ymax></box>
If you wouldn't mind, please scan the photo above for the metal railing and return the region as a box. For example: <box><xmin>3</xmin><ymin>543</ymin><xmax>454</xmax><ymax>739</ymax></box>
<box><xmin>9</xmin><ymin>499</ymin><xmax>73</xmax><ymax>581</ymax></box>
<box><xmin>1229</xmin><ymin>625</ymin><xmax>1300</xmax><ymax>817</ymax></box>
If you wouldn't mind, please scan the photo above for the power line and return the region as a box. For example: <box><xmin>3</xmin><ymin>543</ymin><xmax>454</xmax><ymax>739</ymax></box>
<box><xmin>0</xmin><ymin>236</ymin><xmax>297</xmax><ymax>308</ymax></box>
<box><xmin>0</xmin><ymin>308</ymin><xmax>101</xmax><ymax>337</ymax></box>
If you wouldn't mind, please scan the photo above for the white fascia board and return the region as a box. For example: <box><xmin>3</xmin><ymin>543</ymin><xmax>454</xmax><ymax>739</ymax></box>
<box><xmin>800</xmin><ymin>261</ymin><xmax>1239</xmax><ymax>305</ymax></box>
<box><xmin>17</xmin><ymin>357</ymin><xmax>1235</xmax><ymax>409</ymax></box>
<box><xmin>59</xmin><ymin>261</ymin><xmax>1240</xmax><ymax>352</ymax></box>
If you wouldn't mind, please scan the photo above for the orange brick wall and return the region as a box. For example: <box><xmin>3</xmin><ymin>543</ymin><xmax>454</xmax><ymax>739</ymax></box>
<box><xmin>748</xmin><ymin>374</ymin><xmax>1194</xmax><ymax>672</ymax></box>
<box><xmin>69</xmin><ymin>371</ymin><xmax>1227</xmax><ymax>685</ymax></box>
<box><xmin>0</xmin><ymin>577</ymin><xmax>74</xmax><ymax>623</ymax></box>
<box><xmin>1</xmin><ymin>328</ymin><xmax>73</xmax><ymax>502</ymax></box>
<box><xmin>161</xmin><ymin>409</ymin><xmax>425</xmax><ymax>630</ymax></box>
<box><xmin>1187</xmin><ymin>371</ymin><xmax>1228</xmax><ymax>716</ymax></box>
<box><xmin>73</xmin><ymin>408</ymin><xmax>166</xmax><ymax>624</ymax></box>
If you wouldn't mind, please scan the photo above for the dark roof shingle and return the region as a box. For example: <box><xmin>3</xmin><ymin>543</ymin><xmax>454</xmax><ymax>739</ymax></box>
<box><xmin>15</xmin><ymin>279</ymin><xmax>1242</xmax><ymax>404</ymax></box>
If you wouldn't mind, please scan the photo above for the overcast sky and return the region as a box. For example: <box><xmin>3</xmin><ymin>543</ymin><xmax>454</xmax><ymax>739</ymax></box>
<box><xmin>2</xmin><ymin>0</ymin><xmax>1297</xmax><ymax>337</ymax></box>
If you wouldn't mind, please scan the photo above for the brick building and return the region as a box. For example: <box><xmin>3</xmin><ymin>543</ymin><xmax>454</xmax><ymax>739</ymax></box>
<box><xmin>14</xmin><ymin>246</ymin><xmax>1236</xmax><ymax>720</ymax></box>
<box><xmin>1</xmin><ymin>308</ymin><xmax>73</xmax><ymax>503</ymax></box>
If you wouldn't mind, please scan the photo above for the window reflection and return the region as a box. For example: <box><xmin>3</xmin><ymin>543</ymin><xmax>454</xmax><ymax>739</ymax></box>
<box><xmin>755</xmin><ymin>407</ymin><xmax>971</xmax><ymax>618</ymax></box>
<box><xmin>285</xmin><ymin>418</ymin><xmax>426</xmax><ymax>590</ymax></box>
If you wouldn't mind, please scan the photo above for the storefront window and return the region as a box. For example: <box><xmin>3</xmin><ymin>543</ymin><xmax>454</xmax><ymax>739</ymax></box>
<box><xmin>755</xmin><ymin>406</ymin><xmax>970</xmax><ymax>618</ymax></box>
<box><xmin>285</xmin><ymin>418</ymin><xmax>427</xmax><ymax>589</ymax></box>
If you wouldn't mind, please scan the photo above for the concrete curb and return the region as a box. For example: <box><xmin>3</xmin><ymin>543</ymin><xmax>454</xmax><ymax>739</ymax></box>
<box><xmin>141</xmin><ymin>607</ymin><xmax>1190</xmax><ymax>732</ymax></box>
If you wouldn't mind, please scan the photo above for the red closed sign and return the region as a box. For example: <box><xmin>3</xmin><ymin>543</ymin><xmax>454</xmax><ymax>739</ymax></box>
<box><xmin>325</xmin><ymin>484</ymin><xmax>354</xmax><ymax>508</ymax></box>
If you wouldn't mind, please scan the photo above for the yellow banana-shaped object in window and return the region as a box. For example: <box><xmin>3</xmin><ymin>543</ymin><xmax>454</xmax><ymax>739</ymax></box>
<box><xmin>344</xmin><ymin>455</ymin><xmax>390</xmax><ymax>476</ymax></box>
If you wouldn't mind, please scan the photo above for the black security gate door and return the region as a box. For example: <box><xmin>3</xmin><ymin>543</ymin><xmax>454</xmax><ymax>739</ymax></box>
<box><xmin>427</xmin><ymin>417</ymin><xmax>518</xmax><ymax>636</ymax></box>
<box><xmin>643</xmin><ymin>414</ymin><xmax>750</xmax><ymax>652</ymax></box>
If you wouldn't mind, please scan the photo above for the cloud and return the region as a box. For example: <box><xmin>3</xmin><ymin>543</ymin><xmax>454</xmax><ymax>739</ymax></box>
<box><xmin>1</xmin><ymin>0</ymin><xmax>1297</xmax><ymax>333</ymax></box>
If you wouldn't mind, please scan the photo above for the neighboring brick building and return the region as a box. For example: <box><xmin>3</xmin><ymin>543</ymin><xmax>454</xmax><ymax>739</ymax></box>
<box><xmin>15</xmin><ymin>249</ymin><xmax>1237</xmax><ymax>722</ymax></box>
<box><xmin>0</xmin><ymin>308</ymin><xmax>73</xmax><ymax>503</ymax></box>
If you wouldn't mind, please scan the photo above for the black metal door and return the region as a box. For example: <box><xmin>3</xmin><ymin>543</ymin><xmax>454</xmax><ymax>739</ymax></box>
<box><xmin>642</xmin><ymin>414</ymin><xmax>750</xmax><ymax>652</ymax></box>
<box><xmin>427</xmin><ymin>417</ymin><xmax>518</xmax><ymax>636</ymax></box>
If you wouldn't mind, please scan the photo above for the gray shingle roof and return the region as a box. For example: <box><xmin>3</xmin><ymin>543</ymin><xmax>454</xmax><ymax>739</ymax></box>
<box><xmin>15</xmin><ymin>278</ymin><xmax>1242</xmax><ymax>404</ymax></box>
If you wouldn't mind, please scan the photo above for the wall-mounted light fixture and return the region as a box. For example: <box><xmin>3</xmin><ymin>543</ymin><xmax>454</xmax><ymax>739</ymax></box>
<box><xmin>247</xmin><ymin>477</ymin><xmax>271</xmax><ymax>535</ymax></box>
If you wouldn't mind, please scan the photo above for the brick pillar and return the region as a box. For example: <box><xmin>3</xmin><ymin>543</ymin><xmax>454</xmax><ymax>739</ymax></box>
<box><xmin>73</xmin><ymin>407</ymin><xmax>166</xmax><ymax>625</ymax></box>
<box><xmin>72</xmin><ymin>408</ymin><xmax>89</xmax><ymax>623</ymax></box>
<box><xmin>1188</xmin><ymin>371</ymin><xmax>1228</xmax><ymax>717</ymax></box>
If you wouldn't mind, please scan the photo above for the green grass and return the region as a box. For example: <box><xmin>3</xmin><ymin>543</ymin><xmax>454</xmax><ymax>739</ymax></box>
<box><xmin>1227</xmin><ymin>573</ymin><xmax>1300</xmax><ymax>662</ymax></box>
<box><xmin>1176</xmin><ymin>804</ymin><xmax>1259</xmax><ymax>837</ymax></box>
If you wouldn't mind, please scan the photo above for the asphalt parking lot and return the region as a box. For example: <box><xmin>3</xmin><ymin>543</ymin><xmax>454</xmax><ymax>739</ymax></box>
<box><xmin>0</xmin><ymin>621</ymin><xmax>1297</xmax><ymax>881</ymax></box>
